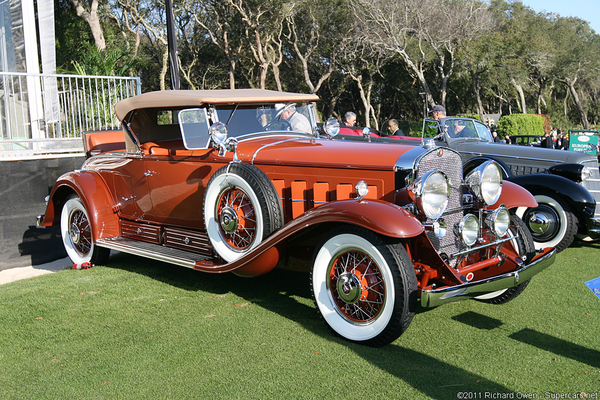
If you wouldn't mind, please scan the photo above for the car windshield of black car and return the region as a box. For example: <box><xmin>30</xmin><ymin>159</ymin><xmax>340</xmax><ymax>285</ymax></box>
<box><xmin>474</xmin><ymin>120</ymin><xmax>494</xmax><ymax>142</ymax></box>
<box><xmin>442</xmin><ymin>118</ymin><xmax>491</xmax><ymax>141</ymax></box>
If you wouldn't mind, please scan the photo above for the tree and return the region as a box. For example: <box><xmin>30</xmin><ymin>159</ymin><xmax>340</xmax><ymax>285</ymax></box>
<box><xmin>187</xmin><ymin>0</ymin><xmax>245</xmax><ymax>89</ymax></box>
<box><xmin>550</xmin><ymin>17</ymin><xmax>600</xmax><ymax>129</ymax></box>
<box><xmin>225</xmin><ymin>0</ymin><xmax>292</xmax><ymax>89</ymax></box>
<box><xmin>70</xmin><ymin>0</ymin><xmax>107</xmax><ymax>50</ymax></box>
<box><xmin>353</xmin><ymin>0</ymin><xmax>493</xmax><ymax>108</ymax></box>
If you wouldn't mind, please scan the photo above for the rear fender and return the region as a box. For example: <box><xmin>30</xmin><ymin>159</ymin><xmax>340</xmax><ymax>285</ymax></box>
<box><xmin>42</xmin><ymin>171</ymin><xmax>120</xmax><ymax>240</ymax></box>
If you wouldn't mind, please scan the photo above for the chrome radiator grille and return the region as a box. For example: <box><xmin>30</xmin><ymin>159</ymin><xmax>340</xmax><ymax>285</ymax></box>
<box><xmin>581</xmin><ymin>160</ymin><xmax>600</xmax><ymax>218</ymax></box>
<box><xmin>414</xmin><ymin>148</ymin><xmax>464</xmax><ymax>260</ymax></box>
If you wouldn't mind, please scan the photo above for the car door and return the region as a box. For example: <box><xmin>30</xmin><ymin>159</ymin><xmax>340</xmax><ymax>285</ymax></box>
<box><xmin>142</xmin><ymin>108</ymin><xmax>215</xmax><ymax>228</ymax></box>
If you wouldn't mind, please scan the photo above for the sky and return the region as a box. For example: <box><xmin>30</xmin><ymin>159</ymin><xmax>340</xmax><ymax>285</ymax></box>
<box><xmin>519</xmin><ymin>0</ymin><xmax>600</xmax><ymax>34</ymax></box>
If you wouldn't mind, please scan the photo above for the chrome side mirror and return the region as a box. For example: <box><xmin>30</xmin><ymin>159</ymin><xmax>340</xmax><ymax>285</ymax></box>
<box><xmin>210</xmin><ymin>122</ymin><xmax>240</xmax><ymax>161</ymax></box>
<box><xmin>362</xmin><ymin>127</ymin><xmax>371</xmax><ymax>142</ymax></box>
<box><xmin>324</xmin><ymin>117</ymin><xmax>340</xmax><ymax>139</ymax></box>
<box><xmin>210</xmin><ymin>122</ymin><xmax>228</xmax><ymax>149</ymax></box>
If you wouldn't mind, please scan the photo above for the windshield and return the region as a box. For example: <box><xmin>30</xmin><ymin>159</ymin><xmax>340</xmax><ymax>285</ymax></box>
<box><xmin>423</xmin><ymin>118</ymin><xmax>495</xmax><ymax>142</ymax></box>
<box><xmin>214</xmin><ymin>102</ymin><xmax>315</xmax><ymax>137</ymax></box>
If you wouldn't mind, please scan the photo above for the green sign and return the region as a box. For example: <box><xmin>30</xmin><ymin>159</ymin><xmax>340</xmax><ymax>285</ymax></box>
<box><xmin>569</xmin><ymin>133</ymin><xmax>598</xmax><ymax>155</ymax></box>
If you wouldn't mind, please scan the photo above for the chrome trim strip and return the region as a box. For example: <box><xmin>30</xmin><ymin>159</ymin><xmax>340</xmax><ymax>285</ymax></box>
<box><xmin>420</xmin><ymin>248</ymin><xmax>556</xmax><ymax>308</ymax></box>
<box><xmin>393</xmin><ymin>145</ymin><xmax>428</xmax><ymax>173</ymax></box>
<box><xmin>458</xmin><ymin>150</ymin><xmax>565</xmax><ymax>165</ymax></box>
<box><xmin>97</xmin><ymin>237</ymin><xmax>197</xmax><ymax>269</ymax></box>
<box><xmin>251</xmin><ymin>137</ymin><xmax>304</xmax><ymax>164</ymax></box>
<box><xmin>450</xmin><ymin>236</ymin><xmax>513</xmax><ymax>258</ymax></box>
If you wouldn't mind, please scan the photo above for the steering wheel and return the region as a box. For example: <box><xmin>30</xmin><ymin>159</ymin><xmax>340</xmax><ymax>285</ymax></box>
<box><xmin>263</xmin><ymin>120</ymin><xmax>292</xmax><ymax>131</ymax></box>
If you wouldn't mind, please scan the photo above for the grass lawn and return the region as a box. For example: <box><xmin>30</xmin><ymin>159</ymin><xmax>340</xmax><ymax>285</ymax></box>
<box><xmin>1</xmin><ymin>241</ymin><xmax>599</xmax><ymax>399</ymax></box>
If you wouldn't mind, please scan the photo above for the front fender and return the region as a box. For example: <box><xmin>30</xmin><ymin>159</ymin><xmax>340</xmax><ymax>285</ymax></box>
<box><xmin>507</xmin><ymin>173</ymin><xmax>595</xmax><ymax>219</ymax></box>
<box><xmin>195</xmin><ymin>199</ymin><xmax>425</xmax><ymax>277</ymax></box>
<box><xmin>492</xmin><ymin>180</ymin><xmax>537</xmax><ymax>209</ymax></box>
<box><xmin>42</xmin><ymin>170</ymin><xmax>120</xmax><ymax>240</ymax></box>
<box><xmin>298</xmin><ymin>199</ymin><xmax>425</xmax><ymax>238</ymax></box>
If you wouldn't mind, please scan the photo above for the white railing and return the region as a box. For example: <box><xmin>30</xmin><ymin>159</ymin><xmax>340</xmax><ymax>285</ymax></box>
<box><xmin>0</xmin><ymin>72</ymin><xmax>141</xmax><ymax>157</ymax></box>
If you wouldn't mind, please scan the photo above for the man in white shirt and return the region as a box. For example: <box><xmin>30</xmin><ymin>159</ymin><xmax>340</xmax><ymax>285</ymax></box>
<box><xmin>276</xmin><ymin>103</ymin><xmax>312</xmax><ymax>133</ymax></box>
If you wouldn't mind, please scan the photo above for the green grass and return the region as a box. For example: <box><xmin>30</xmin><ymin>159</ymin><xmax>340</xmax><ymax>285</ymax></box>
<box><xmin>1</xmin><ymin>242</ymin><xmax>599</xmax><ymax>399</ymax></box>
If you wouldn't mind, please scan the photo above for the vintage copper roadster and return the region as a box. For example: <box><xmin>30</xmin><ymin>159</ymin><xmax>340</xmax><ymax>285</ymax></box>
<box><xmin>40</xmin><ymin>89</ymin><xmax>555</xmax><ymax>346</ymax></box>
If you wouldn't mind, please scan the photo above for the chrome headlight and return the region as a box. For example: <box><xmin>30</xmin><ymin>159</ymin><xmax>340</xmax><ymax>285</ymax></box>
<box><xmin>323</xmin><ymin>117</ymin><xmax>340</xmax><ymax>138</ymax></box>
<box><xmin>409</xmin><ymin>170</ymin><xmax>449</xmax><ymax>219</ymax></box>
<box><xmin>488</xmin><ymin>205</ymin><xmax>510</xmax><ymax>237</ymax></box>
<box><xmin>460</xmin><ymin>214</ymin><xmax>479</xmax><ymax>246</ymax></box>
<box><xmin>582</xmin><ymin>166</ymin><xmax>591</xmax><ymax>181</ymax></box>
<box><xmin>466</xmin><ymin>161</ymin><xmax>502</xmax><ymax>205</ymax></box>
<box><xmin>355</xmin><ymin>180</ymin><xmax>369</xmax><ymax>199</ymax></box>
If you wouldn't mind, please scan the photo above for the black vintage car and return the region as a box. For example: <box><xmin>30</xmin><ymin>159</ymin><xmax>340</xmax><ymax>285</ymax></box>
<box><xmin>332</xmin><ymin>117</ymin><xmax>600</xmax><ymax>252</ymax></box>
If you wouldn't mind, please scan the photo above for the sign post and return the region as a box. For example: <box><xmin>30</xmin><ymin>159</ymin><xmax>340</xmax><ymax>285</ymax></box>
<box><xmin>568</xmin><ymin>129</ymin><xmax>599</xmax><ymax>156</ymax></box>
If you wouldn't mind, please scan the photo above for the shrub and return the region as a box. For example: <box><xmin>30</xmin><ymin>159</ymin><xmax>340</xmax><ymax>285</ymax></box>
<box><xmin>497</xmin><ymin>114</ymin><xmax>545</xmax><ymax>137</ymax></box>
<box><xmin>460</xmin><ymin>114</ymin><xmax>482</xmax><ymax>121</ymax></box>
<box><xmin>398</xmin><ymin>120</ymin><xmax>425</xmax><ymax>137</ymax></box>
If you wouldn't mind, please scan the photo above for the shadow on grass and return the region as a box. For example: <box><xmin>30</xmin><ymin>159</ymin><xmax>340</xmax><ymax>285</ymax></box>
<box><xmin>451</xmin><ymin>311</ymin><xmax>504</xmax><ymax>330</ymax></box>
<box><xmin>509</xmin><ymin>328</ymin><xmax>600</xmax><ymax>369</ymax></box>
<box><xmin>106</xmin><ymin>252</ymin><xmax>516</xmax><ymax>398</ymax></box>
<box><xmin>568</xmin><ymin>240</ymin><xmax>600</xmax><ymax>250</ymax></box>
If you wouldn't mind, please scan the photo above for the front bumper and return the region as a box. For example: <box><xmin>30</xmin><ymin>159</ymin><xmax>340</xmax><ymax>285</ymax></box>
<box><xmin>585</xmin><ymin>217</ymin><xmax>600</xmax><ymax>240</ymax></box>
<box><xmin>420</xmin><ymin>247</ymin><xmax>556</xmax><ymax>308</ymax></box>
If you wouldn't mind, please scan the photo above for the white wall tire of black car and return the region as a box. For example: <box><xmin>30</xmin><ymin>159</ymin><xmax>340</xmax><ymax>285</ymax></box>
<box><xmin>515</xmin><ymin>194</ymin><xmax>577</xmax><ymax>253</ymax></box>
<box><xmin>475</xmin><ymin>213</ymin><xmax>534</xmax><ymax>304</ymax></box>
<box><xmin>60</xmin><ymin>195</ymin><xmax>110</xmax><ymax>266</ymax></box>
<box><xmin>203</xmin><ymin>163</ymin><xmax>284</xmax><ymax>263</ymax></box>
<box><xmin>311</xmin><ymin>225</ymin><xmax>418</xmax><ymax>347</ymax></box>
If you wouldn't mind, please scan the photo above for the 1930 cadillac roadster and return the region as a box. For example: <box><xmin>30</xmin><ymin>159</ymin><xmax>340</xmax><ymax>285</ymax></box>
<box><xmin>40</xmin><ymin>89</ymin><xmax>555</xmax><ymax>346</ymax></box>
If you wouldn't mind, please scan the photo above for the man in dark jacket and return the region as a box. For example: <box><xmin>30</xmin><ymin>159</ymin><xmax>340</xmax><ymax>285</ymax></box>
<box><xmin>541</xmin><ymin>132</ymin><xmax>554</xmax><ymax>148</ymax></box>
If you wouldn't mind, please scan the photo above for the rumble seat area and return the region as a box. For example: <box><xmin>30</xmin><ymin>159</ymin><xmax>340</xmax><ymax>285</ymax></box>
<box><xmin>141</xmin><ymin>139</ymin><xmax>187</xmax><ymax>156</ymax></box>
<box><xmin>83</xmin><ymin>130</ymin><xmax>126</xmax><ymax>158</ymax></box>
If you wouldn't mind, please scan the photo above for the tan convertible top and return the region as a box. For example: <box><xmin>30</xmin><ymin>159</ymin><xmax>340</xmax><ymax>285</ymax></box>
<box><xmin>114</xmin><ymin>89</ymin><xmax>320</xmax><ymax>121</ymax></box>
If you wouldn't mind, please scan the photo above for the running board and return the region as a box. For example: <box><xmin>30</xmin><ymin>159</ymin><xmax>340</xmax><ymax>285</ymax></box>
<box><xmin>96</xmin><ymin>237</ymin><xmax>216</xmax><ymax>269</ymax></box>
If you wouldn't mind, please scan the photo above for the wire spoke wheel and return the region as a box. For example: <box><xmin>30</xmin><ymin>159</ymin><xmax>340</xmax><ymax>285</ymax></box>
<box><xmin>217</xmin><ymin>187</ymin><xmax>257</xmax><ymax>251</ymax></box>
<box><xmin>60</xmin><ymin>195</ymin><xmax>110</xmax><ymax>266</ymax></box>
<box><xmin>68</xmin><ymin>208</ymin><xmax>93</xmax><ymax>257</ymax></box>
<box><xmin>311</xmin><ymin>226</ymin><xmax>417</xmax><ymax>347</ymax></box>
<box><xmin>329</xmin><ymin>249</ymin><xmax>385</xmax><ymax>324</ymax></box>
<box><xmin>204</xmin><ymin>163</ymin><xmax>283</xmax><ymax>263</ymax></box>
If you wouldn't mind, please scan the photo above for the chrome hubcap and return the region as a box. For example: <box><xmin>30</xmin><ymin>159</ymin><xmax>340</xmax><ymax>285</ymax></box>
<box><xmin>69</xmin><ymin>223</ymin><xmax>81</xmax><ymax>244</ymax></box>
<box><xmin>528</xmin><ymin>212</ymin><xmax>550</xmax><ymax>234</ymax></box>
<box><xmin>220</xmin><ymin>206</ymin><xmax>239</xmax><ymax>234</ymax></box>
<box><xmin>336</xmin><ymin>273</ymin><xmax>362</xmax><ymax>304</ymax></box>
<box><xmin>526</xmin><ymin>204</ymin><xmax>560</xmax><ymax>241</ymax></box>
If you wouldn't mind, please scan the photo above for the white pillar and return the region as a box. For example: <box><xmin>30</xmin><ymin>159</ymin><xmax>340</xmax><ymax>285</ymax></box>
<box><xmin>21</xmin><ymin>0</ymin><xmax>44</xmax><ymax>140</ymax></box>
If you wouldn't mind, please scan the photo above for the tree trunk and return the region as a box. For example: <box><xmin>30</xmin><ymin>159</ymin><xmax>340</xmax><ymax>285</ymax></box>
<box><xmin>71</xmin><ymin>0</ymin><xmax>106</xmax><ymax>50</ymax></box>
<box><xmin>566</xmin><ymin>78</ymin><xmax>589</xmax><ymax>129</ymax></box>
<box><xmin>510</xmin><ymin>77</ymin><xmax>527</xmax><ymax>114</ymax></box>
<box><xmin>472</xmin><ymin>72</ymin><xmax>485</xmax><ymax>120</ymax></box>
<box><xmin>160</xmin><ymin>51</ymin><xmax>169</xmax><ymax>91</ymax></box>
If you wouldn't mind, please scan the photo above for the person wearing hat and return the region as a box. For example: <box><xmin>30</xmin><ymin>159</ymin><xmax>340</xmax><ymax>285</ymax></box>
<box><xmin>276</xmin><ymin>103</ymin><xmax>312</xmax><ymax>133</ymax></box>
<box><xmin>429</xmin><ymin>104</ymin><xmax>446</xmax><ymax>120</ymax></box>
